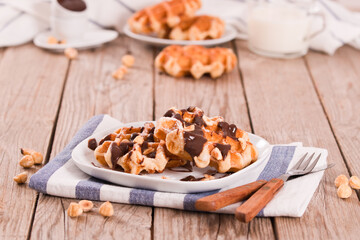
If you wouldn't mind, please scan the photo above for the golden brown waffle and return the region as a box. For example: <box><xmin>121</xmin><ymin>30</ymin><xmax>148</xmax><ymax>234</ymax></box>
<box><xmin>91</xmin><ymin>106</ymin><xmax>258</xmax><ymax>176</ymax></box>
<box><xmin>155</xmin><ymin>45</ymin><xmax>237</xmax><ymax>79</ymax></box>
<box><xmin>169</xmin><ymin>15</ymin><xmax>225</xmax><ymax>40</ymax></box>
<box><xmin>128</xmin><ymin>0</ymin><xmax>202</xmax><ymax>38</ymax></box>
<box><xmin>158</xmin><ymin>107</ymin><xmax>258</xmax><ymax>173</ymax></box>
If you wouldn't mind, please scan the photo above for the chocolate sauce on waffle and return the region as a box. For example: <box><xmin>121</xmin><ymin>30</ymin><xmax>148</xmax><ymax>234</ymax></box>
<box><xmin>218</xmin><ymin>122</ymin><xmax>238</xmax><ymax>139</ymax></box>
<box><xmin>58</xmin><ymin>0</ymin><xmax>86</xmax><ymax>12</ymax></box>
<box><xmin>184</xmin><ymin>126</ymin><xmax>207</xmax><ymax>159</ymax></box>
<box><xmin>99</xmin><ymin>134</ymin><xmax>112</xmax><ymax>145</ymax></box>
<box><xmin>214</xmin><ymin>143</ymin><xmax>231</xmax><ymax>158</ymax></box>
<box><xmin>130</xmin><ymin>133</ymin><xmax>139</xmax><ymax>141</ymax></box>
<box><xmin>110</xmin><ymin>142</ymin><xmax>122</xmax><ymax>168</ymax></box>
<box><xmin>87</xmin><ymin>138</ymin><xmax>97</xmax><ymax>150</ymax></box>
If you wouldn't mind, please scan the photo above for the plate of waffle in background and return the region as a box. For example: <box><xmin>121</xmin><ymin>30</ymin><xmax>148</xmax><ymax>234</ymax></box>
<box><xmin>124</xmin><ymin>0</ymin><xmax>237</xmax><ymax>46</ymax></box>
<box><xmin>72</xmin><ymin>107</ymin><xmax>271</xmax><ymax>193</ymax></box>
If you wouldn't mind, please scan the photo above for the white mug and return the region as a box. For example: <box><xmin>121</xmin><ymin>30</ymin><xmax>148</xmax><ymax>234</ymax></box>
<box><xmin>50</xmin><ymin>0</ymin><xmax>88</xmax><ymax>41</ymax></box>
<box><xmin>247</xmin><ymin>0</ymin><xmax>325</xmax><ymax>59</ymax></box>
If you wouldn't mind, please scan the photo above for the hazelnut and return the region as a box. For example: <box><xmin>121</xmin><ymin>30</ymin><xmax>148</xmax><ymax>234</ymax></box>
<box><xmin>337</xmin><ymin>184</ymin><xmax>352</xmax><ymax>199</ymax></box>
<box><xmin>47</xmin><ymin>36</ymin><xmax>58</xmax><ymax>44</ymax></box>
<box><xmin>99</xmin><ymin>201</ymin><xmax>114</xmax><ymax>217</ymax></box>
<box><xmin>121</xmin><ymin>55</ymin><xmax>135</xmax><ymax>67</ymax></box>
<box><xmin>13</xmin><ymin>172</ymin><xmax>28</xmax><ymax>184</ymax></box>
<box><xmin>67</xmin><ymin>202</ymin><xmax>83</xmax><ymax>217</ymax></box>
<box><xmin>334</xmin><ymin>174</ymin><xmax>348</xmax><ymax>188</ymax></box>
<box><xmin>19</xmin><ymin>155</ymin><xmax>34</xmax><ymax>168</ymax></box>
<box><xmin>79</xmin><ymin>200</ymin><xmax>93</xmax><ymax>212</ymax></box>
<box><xmin>59</xmin><ymin>39</ymin><xmax>67</xmax><ymax>44</ymax></box>
<box><xmin>349</xmin><ymin>176</ymin><xmax>360</xmax><ymax>190</ymax></box>
<box><xmin>112</xmin><ymin>66</ymin><xmax>127</xmax><ymax>80</ymax></box>
<box><xmin>64</xmin><ymin>48</ymin><xmax>78</xmax><ymax>60</ymax></box>
<box><xmin>21</xmin><ymin>148</ymin><xmax>43</xmax><ymax>165</ymax></box>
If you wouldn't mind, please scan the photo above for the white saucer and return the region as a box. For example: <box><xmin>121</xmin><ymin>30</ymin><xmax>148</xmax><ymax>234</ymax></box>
<box><xmin>33</xmin><ymin>29</ymin><xmax>118</xmax><ymax>51</ymax></box>
<box><xmin>123</xmin><ymin>25</ymin><xmax>237</xmax><ymax>47</ymax></box>
<box><xmin>72</xmin><ymin>121</ymin><xmax>271</xmax><ymax>193</ymax></box>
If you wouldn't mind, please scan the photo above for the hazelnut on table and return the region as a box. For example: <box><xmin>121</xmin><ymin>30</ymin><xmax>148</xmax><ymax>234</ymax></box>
<box><xmin>349</xmin><ymin>176</ymin><xmax>360</xmax><ymax>189</ymax></box>
<box><xmin>112</xmin><ymin>66</ymin><xmax>128</xmax><ymax>80</ymax></box>
<box><xmin>67</xmin><ymin>202</ymin><xmax>83</xmax><ymax>217</ymax></box>
<box><xmin>21</xmin><ymin>148</ymin><xmax>43</xmax><ymax>165</ymax></box>
<box><xmin>79</xmin><ymin>200</ymin><xmax>93</xmax><ymax>212</ymax></box>
<box><xmin>64</xmin><ymin>48</ymin><xmax>78</xmax><ymax>60</ymax></box>
<box><xmin>99</xmin><ymin>201</ymin><xmax>114</xmax><ymax>217</ymax></box>
<box><xmin>19</xmin><ymin>155</ymin><xmax>34</xmax><ymax>168</ymax></box>
<box><xmin>337</xmin><ymin>184</ymin><xmax>352</xmax><ymax>199</ymax></box>
<box><xmin>13</xmin><ymin>172</ymin><xmax>28</xmax><ymax>184</ymax></box>
<box><xmin>334</xmin><ymin>174</ymin><xmax>348</xmax><ymax>188</ymax></box>
<box><xmin>121</xmin><ymin>55</ymin><xmax>135</xmax><ymax>67</ymax></box>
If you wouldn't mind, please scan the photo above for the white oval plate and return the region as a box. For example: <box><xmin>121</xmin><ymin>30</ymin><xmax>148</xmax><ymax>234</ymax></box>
<box><xmin>72</xmin><ymin>121</ymin><xmax>271</xmax><ymax>193</ymax></box>
<box><xmin>123</xmin><ymin>25</ymin><xmax>237</xmax><ymax>47</ymax></box>
<box><xmin>33</xmin><ymin>29</ymin><xmax>118</xmax><ymax>52</ymax></box>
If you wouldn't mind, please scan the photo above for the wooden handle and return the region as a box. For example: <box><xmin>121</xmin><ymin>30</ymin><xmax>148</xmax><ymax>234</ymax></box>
<box><xmin>235</xmin><ymin>178</ymin><xmax>284</xmax><ymax>223</ymax></box>
<box><xmin>195</xmin><ymin>180</ymin><xmax>267</xmax><ymax>211</ymax></box>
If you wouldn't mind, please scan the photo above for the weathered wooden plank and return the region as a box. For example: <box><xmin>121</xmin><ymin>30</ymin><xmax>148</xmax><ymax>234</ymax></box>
<box><xmin>153</xmin><ymin>42</ymin><xmax>275</xmax><ymax>240</ymax></box>
<box><xmin>30</xmin><ymin>36</ymin><xmax>153</xmax><ymax>240</ymax></box>
<box><xmin>235</xmin><ymin>40</ymin><xmax>360</xmax><ymax>239</ymax></box>
<box><xmin>0</xmin><ymin>45</ymin><xmax>69</xmax><ymax>239</ymax></box>
<box><xmin>306</xmin><ymin>46</ymin><xmax>360</xmax><ymax>183</ymax></box>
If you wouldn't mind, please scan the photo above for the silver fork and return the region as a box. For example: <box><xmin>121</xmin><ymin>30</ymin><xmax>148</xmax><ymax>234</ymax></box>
<box><xmin>195</xmin><ymin>153</ymin><xmax>333</xmax><ymax>214</ymax></box>
<box><xmin>235</xmin><ymin>153</ymin><xmax>331</xmax><ymax>222</ymax></box>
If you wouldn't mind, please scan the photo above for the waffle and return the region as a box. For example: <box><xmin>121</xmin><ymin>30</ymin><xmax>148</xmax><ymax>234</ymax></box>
<box><xmin>128</xmin><ymin>0</ymin><xmax>202</xmax><ymax>38</ymax></box>
<box><xmin>155</xmin><ymin>45</ymin><xmax>237</xmax><ymax>79</ymax></box>
<box><xmin>157</xmin><ymin>107</ymin><xmax>258</xmax><ymax>173</ymax></box>
<box><xmin>169</xmin><ymin>15</ymin><xmax>225</xmax><ymax>40</ymax></box>
<box><xmin>91</xmin><ymin>106</ymin><xmax>258</xmax><ymax>176</ymax></box>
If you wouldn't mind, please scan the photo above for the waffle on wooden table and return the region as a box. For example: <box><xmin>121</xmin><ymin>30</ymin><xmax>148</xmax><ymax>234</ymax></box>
<box><xmin>1</xmin><ymin>3</ymin><xmax>360</xmax><ymax>240</ymax></box>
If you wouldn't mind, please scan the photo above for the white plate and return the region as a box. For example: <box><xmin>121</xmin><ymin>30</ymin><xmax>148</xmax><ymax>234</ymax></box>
<box><xmin>33</xmin><ymin>29</ymin><xmax>118</xmax><ymax>51</ymax></box>
<box><xmin>72</xmin><ymin>121</ymin><xmax>271</xmax><ymax>193</ymax></box>
<box><xmin>123</xmin><ymin>25</ymin><xmax>237</xmax><ymax>47</ymax></box>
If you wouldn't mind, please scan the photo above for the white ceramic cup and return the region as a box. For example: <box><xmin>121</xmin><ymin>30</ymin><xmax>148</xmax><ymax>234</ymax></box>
<box><xmin>50</xmin><ymin>0</ymin><xmax>88</xmax><ymax>41</ymax></box>
<box><xmin>247</xmin><ymin>0</ymin><xmax>325</xmax><ymax>59</ymax></box>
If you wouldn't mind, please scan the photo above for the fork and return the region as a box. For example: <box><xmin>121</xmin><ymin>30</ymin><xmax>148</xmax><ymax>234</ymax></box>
<box><xmin>195</xmin><ymin>153</ymin><xmax>331</xmax><ymax>222</ymax></box>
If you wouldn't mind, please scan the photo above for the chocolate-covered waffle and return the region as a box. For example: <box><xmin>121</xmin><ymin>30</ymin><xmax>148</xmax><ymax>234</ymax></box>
<box><xmin>155</xmin><ymin>107</ymin><xmax>258</xmax><ymax>173</ymax></box>
<box><xmin>90</xmin><ymin>106</ymin><xmax>258</xmax><ymax>176</ymax></box>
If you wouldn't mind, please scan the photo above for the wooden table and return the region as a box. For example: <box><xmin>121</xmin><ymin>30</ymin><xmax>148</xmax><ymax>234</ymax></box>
<box><xmin>1</xmin><ymin>32</ymin><xmax>360</xmax><ymax>239</ymax></box>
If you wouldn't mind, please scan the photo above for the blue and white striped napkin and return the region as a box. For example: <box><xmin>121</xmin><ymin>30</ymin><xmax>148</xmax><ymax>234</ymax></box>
<box><xmin>1</xmin><ymin>0</ymin><xmax>360</xmax><ymax>55</ymax></box>
<box><xmin>29</xmin><ymin>115</ymin><xmax>328</xmax><ymax>217</ymax></box>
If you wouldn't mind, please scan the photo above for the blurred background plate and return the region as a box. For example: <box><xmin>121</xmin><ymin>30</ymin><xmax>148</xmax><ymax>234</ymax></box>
<box><xmin>123</xmin><ymin>24</ymin><xmax>237</xmax><ymax>47</ymax></box>
<box><xmin>33</xmin><ymin>29</ymin><xmax>118</xmax><ymax>52</ymax></box>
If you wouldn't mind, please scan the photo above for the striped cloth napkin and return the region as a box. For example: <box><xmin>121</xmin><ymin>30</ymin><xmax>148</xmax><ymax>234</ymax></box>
<box><xmin>29</xmin><ymin>115</ymin><xmax>328</xmax><ymax>217</ymax></box>
<box><xmin>1</xmin><ymin>0</ymin><xmax>360</xmax><ymax>55</ymax></box>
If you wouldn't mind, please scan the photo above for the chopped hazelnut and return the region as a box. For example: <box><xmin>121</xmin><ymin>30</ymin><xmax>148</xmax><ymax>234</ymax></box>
<box><xmin>99</xmin><ymin>201</ymin><xmax>114</xmax><ymax>217</ymax></box>
<box><xmin>13</xmin><ymin>172</ymin><xmax>28</xmax><ymax>184</ymax></box>
<box><xmin>47</xmin><ymin>36</ymin><xmax>58</xmax><ymax>44</ymax></box>
<box><xmin>112</xmin><ymin>66</ymin><xmax>128</xmax><ymax>80</ymax></box>
<box><xmin>64</xmin><ymin>48</ymin><xmax>78</xmax><ymax>60</ymax></box>
<box><xmin>19</xmin><ymin>155</ymin><xmax>34</xmax><ymax>168</ymax></box>
<box><xmin>67</xmin><ymin>202</ymin><xmax>83</xmax><ymax>217</ymax></box>
<box><xmin>334</xmin><ymin>174</ymin><xmax>348</xmax><ymax>188</ymax></box>
<box><xmin>21</xmin><ymin>148</ymin><xmax>44</xmax><ymax>165</ymax></box>
<box><xmin>337</xmin><ymin>184</ymin><xmax>352</xmax><ymax>199</ymax></box>
<box><xmin>121</xmin><ymin>55</ymin><xmax>135</xmax><ymax>67</ymax></box>
<box><xmin>349</xmin><ymin>176</ymin><xmax>360</xmax><ymax>190</ymax></box>
<box><xmin>59</xmin><ymin>39</ymin><xmax>67</xmax><ymax>44</ymax></box>
<box><xmin>79</xmin><ymin>200</ymin><xmax>94</xmax><ymax>212</ymax></box>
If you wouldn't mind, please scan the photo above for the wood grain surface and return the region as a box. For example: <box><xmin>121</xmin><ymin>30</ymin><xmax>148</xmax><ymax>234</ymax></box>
<box><xmin>30</xmin><ymin>37</ymin><xmax>153</xmax><ymax>240</ymax></box>
<box><xmin>0</xmin><ymin>45</ymin><xmax>68</xmax><ymax>239</ymax></box>
<box><xmin>306</xmin><ymin>47</ymin><xmax>360</xmax><ymax>178</ymax></box>
<box><xmin>236</xmin><ymin>40</ymin><xmax>360</xmax><ymax>239</ymax></box>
